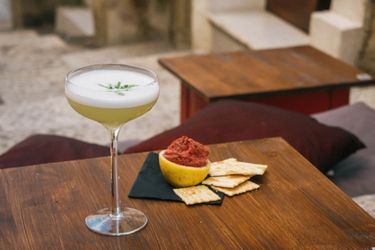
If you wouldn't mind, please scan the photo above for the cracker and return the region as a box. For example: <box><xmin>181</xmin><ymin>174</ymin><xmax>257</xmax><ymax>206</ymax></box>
<box><xmin>209</xmin><ymin>158</ymin><xmax>267</xmax><ymax>177</ymax></box>
<box><xmin>173</xmin><ymin>185</ymin><xmax>221</xmax><ymax>205</ymax></box>
<box><xmin>211</xmin><ymin>181</ymin><xmax>260</xmax><ymax>196</ymax></box>
<box><xmin>202</xmin><ymin>175</ymin><xmax>250</xmax><ymax>188</ymax></box>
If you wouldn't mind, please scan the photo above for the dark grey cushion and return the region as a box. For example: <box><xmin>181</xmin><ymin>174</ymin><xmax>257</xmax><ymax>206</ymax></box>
<box><xmin>312</xmin><ymin>102</ymin><xmax>375</xmax><ymax>147</ymax></box>
<box><xmin>313</xmin><ymin>102</ymin><xmax>375</xmax><ymax>196</ymax></box>
<box><xmin>329</xmin><ymin>148</ymin><xmax>375</xmax><ymax>196</ymax></box>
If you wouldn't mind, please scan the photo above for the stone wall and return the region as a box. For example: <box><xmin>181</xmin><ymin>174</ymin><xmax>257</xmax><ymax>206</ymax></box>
<box><xmin>10</xmin><ymin>0</ymin><xmax>82</xmax><ymax>29</ymax></box>
<box><xmin>0</xmin><ymin>0</ymin><xmax>10</xmax><ymax>22</ymax></box>
<box><xmin>357</xmin><ymin>0</ymin><xmax>375</xmax><ymax>74</ymax></box>
<box><xmin>89</xmin><ymin>0</ymin><xmax>190</xmax><ymax>47</ymax></box>
<box><xmin>11</xmin><ymin>0</ymin><xmax>83</xmax><ymax>28</ymax></box>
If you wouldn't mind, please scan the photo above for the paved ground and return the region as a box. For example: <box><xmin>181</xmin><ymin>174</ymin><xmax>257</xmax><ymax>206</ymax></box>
<box><xmin>0</xmin><ymin>30</ymin><xmax>182</xmax><ymax>153</ymax></box>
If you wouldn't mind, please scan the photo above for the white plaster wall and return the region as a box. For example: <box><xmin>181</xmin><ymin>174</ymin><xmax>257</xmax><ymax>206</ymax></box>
<box><xmin>332</xmin><ymin>0</ymin><xmax>367</xmax><ymax>23</ymax></box>
<box><xmin>310</xmin><ymin>0</ymin><xmax>371</xmax><ymax>65</ymax></box>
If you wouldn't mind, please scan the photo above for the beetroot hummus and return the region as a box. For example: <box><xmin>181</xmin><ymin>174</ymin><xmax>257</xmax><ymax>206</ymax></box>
<box><xmin>163</xmin><ymin>136</ymin><xmax>210</xmax><ymax>167</ymax></box>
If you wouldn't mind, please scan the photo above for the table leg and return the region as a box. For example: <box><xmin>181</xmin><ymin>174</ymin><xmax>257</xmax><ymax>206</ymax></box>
<box><xmin>180</xmin><ymin>84</ymin><xmax>190</xmax><ymax>123</ymax></box>
<box><xmin>330</xmin><ymin>88</ymin><xmax>349</xmax><ymax>109</ymax></box>
<box><xmin>180</xmin><ymin>82</ymin><xmax>208</xmax><ymax>123</ymax></box>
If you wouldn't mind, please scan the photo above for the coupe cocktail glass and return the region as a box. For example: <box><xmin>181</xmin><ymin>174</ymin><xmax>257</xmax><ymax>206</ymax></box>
<box><xmin>65</xmin><ymin>64</ymin><xmax>159</xmax><ymax>236</ymax></box>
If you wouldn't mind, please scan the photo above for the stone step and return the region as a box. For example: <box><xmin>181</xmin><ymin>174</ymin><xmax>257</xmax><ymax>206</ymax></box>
<box><xmin>209</xmin><ymin>10</ymin><xmax>309</xmax><ymax>51</ymax></box>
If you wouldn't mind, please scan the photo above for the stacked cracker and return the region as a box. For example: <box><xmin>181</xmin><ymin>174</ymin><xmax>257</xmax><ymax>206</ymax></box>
<box><xmin>173</xmin><ymin>158</ymin><xmax>267</xmax><ymax>205</ymax></box>
<box><xmin>204</xmin><ymin>158</ymin><xmax>267</xmax><ymax>196</ymax></box>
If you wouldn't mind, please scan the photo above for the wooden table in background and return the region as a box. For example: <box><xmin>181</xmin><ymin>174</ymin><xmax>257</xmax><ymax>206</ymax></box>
<box><xmin>159</xmin><ymin>46</ymin><xmax>374</xmax><ymax>122</ymax></box>
<box><xmin>1</xmin><ymin>138</ymin><xmax>375</xmax><ymax>248</ymax></box>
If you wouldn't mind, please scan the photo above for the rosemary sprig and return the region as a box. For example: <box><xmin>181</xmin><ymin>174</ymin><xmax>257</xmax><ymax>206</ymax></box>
<box><xmin>99</xmin><ymin>82</ymin><xmax>138</xmax><ymax>96</ymax></box>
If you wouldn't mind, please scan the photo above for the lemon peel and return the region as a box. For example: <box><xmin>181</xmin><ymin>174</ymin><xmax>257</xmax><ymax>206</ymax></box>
<box><xmin>159</xmin><ymin>150</ymin><xmax>210</xmax><ymax>188</ymax></box>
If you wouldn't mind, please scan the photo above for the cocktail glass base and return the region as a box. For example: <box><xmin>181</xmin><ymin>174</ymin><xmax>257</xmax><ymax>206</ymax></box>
<box><xmin>85</xmin><ymin>207</ymin><xmax>148</xmax><ymax>236</ymax></box>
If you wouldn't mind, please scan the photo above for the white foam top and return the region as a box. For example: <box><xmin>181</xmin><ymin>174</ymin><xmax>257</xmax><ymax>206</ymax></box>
<box><xmin>65</xmin><ymin>68</ymin><xmax>159</xmax><ymax>108</ymax></box>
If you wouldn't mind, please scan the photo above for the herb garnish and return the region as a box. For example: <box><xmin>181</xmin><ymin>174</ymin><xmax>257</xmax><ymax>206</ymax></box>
<box><xmin>99</xmin><ymin>82</ymin><xmax>138</xmax><ymax>96</ymax></box>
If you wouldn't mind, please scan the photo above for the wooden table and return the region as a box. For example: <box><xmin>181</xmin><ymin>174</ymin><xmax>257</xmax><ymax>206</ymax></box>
<box><xmin>159</xmin><ymin>46</ymin><xmax>374</xmax><ymax>122</ymax></box>
<box><xmin>1</xmin><ymin>138</ymin><xmax>375</xmax><ymax>249</ymax></box>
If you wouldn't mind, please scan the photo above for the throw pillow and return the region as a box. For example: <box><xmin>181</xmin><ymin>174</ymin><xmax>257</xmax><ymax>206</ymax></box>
<box><xmin>312</xmin><ymin>102</ymin><xmax>375</xmax><ymax>147</ymax></box>
<box><xmin>313</xmin><ymin>102</ymin><xmax>375</xmax><ymax>196</ymax></box>
<box><xmin>0</xmin><ymin>134</ymin><xmax>108</xmax><ymax>169</ymax></box>
<box><xmin>125</xmin><ymin>100</ymin><xmax>364</xmax><ymax>173</ymax></box>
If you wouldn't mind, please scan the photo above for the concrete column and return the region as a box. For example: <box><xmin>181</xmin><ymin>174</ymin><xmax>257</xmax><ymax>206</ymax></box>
<box><xmin>191</xmin><ymin>0</ymin><xmax>212</xmax><ymax>52</ymax></box>
<box><xmin>310</xmin><ymin>0</ymin><xmax>368</xmax><ymax>65</ymax></box>
<box><xmin>90</xmin><ymin>0</ymin><xmax>108</xmax><ymax>46</ymax></box>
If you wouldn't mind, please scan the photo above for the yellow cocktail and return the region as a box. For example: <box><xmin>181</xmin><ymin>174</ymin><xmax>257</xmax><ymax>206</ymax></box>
<box><xmin>66</xmin><ymin>98</ymin><xmax>156</xmax><ymax>128</ymax></box>
<box><xmin>65</xmin><ymin>64</ymin><xmax>159</xmax><ymax>236</ymax></box>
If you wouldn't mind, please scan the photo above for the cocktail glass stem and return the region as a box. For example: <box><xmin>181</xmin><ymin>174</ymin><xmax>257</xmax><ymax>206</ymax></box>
<box><xmin>84</xmin><ymin>124</ymin><xmax>148</xmax><ymax>236</ymax></box>
<box><xmin>109</xmin><ymin>127</ymin><xmax>121</xmax><ymax>217</ymax></box>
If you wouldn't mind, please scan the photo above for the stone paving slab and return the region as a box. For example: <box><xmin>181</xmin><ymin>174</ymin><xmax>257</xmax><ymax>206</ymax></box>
<box><xmin>0</xmin><ymin>30</ymin><xmax>180</xmax><ymax>155</ymax></box>
<box><xmin>353</xmin><ymin>194</ymin><xmax>375</xmax><ymax>218</ymax></box>
<box><xmin>351</xmin><ymin>85</ymin><xmax>375</xmax><ymax>109</ymax></box>
<box><xmin>0</xmin><ymin>67</ymin><xmax>69</xmax><ymax>104</ymax></box>
<box><xmin>0</xmin><ymin>30</ymin><xmax>38</xmax><ymax>46</ymax></box>
<box><xmin>0</xmin><ymin>34</ymin><xmax>72</xmax><ymax>73</ymax></box>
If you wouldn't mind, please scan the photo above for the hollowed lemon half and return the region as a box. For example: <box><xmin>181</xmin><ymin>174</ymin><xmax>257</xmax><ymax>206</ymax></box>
<box><xmin>158</xmin><ymin>150</ymin><xmax>210</xmax><ymax>188</ymax></box>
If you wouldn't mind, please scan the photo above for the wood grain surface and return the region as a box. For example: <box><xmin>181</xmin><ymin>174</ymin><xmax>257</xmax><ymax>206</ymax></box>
<box><xmin>1</xmin><ymin>138</ymin><xmax>375</xmax><ymax>249</ymax></box>
<box><xmin>159</xmin><ymin>46</ymin><xmax>374</xmax><ymax>101</ymax></box>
